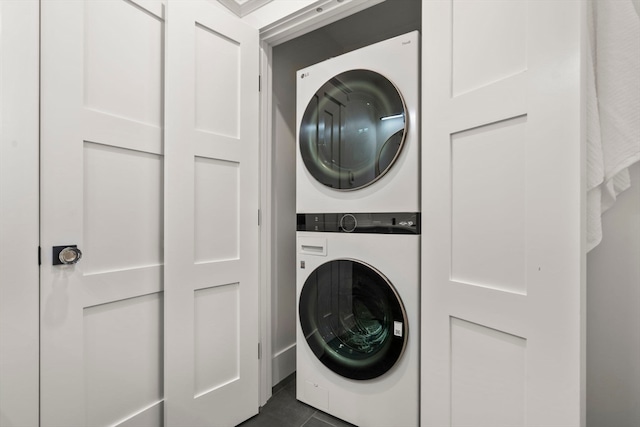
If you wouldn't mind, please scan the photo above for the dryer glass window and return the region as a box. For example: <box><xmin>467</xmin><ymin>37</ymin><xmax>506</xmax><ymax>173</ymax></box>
<box><xmin>299</xmin><ymin>259</ymin><xmax>407</xmax><ymax>380</ymax></box>
<box><xmin>299</xmin><ymin>70</ymin><xmax>407</xmax><ymax>191</ymax></box>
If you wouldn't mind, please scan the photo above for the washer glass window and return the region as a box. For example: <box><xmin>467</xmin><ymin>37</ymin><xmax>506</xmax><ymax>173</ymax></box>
<box><xmin>299</xmin><ymin>69</ymin><xmax>407</xmax><ymax>191</ymax></box>
<box><xmin>299</xmin><ymin>259</ymin><xmax>407</xmax><ymax>380</ymax></box>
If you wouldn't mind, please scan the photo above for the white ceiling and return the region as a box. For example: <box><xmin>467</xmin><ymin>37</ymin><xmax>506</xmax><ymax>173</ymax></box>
<box><xmin>216</xmin><ymin>0</ymin><xmax>275</xmax><ymax>17</ymax></box>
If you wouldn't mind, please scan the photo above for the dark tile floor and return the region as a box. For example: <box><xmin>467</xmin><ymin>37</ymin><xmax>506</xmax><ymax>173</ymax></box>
<box><xmin>238</xmin><ymin>374</ymin><xmax>356</xmax><ymax>427</ymax></box>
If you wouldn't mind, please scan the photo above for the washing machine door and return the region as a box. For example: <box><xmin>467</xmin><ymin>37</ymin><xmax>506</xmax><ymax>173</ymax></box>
<box><xmin>299</xmin><ymin>69</ymin><xmax>407</xmax><ymax>191</ymax></box>
<box><xmin>299</xmin><ymin>259</ymin><xmax>408</xmax><ymax>380</ymax></box>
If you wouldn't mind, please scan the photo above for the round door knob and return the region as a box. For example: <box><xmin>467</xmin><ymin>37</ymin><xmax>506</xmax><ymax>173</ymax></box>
<box><xmin>58</xmin><ymin>247</ymin><xmax>82</xmax><ymax>265</ymax></box>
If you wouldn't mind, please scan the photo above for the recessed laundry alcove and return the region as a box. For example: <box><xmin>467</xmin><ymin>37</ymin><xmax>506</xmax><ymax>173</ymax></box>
<box><xmin>268</xmin><ymin>0</ymin><xmax>421</xmax><ymax>388</ymax></box>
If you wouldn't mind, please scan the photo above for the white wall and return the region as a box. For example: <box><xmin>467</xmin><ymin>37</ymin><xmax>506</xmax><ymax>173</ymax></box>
<box><xmin>587</xmin><ymin>162</ymin><xmax>640</xmax><ymax>427</ymax></box>
<box><xmin>0</xmin><ymin>2</ymin><xmax>40</xmax><ymax>426</ymax></box>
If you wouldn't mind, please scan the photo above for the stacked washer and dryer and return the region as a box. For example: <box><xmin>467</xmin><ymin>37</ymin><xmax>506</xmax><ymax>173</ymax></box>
<box><xmin>295</xmin><ymin>31</ymin><xmax>420</xmax><ymax>427</ymax></box>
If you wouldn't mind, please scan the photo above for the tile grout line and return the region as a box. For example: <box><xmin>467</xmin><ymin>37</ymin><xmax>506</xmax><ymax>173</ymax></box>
<box><xmin>298</xmin><ymin>410</ymin><xmax>318</xmax><ymax>427</ymax></box>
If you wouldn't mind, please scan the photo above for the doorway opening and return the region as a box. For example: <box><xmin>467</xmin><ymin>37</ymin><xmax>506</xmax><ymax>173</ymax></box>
<box><xmin>263</xmin><ymin>0</ymin><xmax>421</xmax><ymax>396</ymax></box>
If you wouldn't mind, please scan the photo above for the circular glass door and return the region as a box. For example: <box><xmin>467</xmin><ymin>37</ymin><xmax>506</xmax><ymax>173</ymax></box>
<box><xmin>299</xmin><ymin>259</ymin><xmax>408</xmax><ymax>380</ymax></box>
<box><xmin>299</xmin><ymin>69</ymin><xmax>407</xmax><ymax>191</ymax></box>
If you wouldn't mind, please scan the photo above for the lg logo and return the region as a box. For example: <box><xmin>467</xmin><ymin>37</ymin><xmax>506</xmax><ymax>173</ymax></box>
<box><xmin>301</xmin><ymin>72</ymin><xmax>309</xmax><ymax>79</ymax></box>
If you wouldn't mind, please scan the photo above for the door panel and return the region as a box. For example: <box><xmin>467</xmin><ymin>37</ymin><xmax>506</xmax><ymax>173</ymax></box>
<box><xmin>451</xmin><ymin>115</ymin><xmax>527</xmax><ymax>294</ymax></box>
<box><xmin>83</xmin><ymin>0</ymin><xmax>163</xmax><ymax>127</ymax></box>
<box><xmin>451</xmin><ymin>0</ymin><xmax>527</xmax><ymax>97</ymax></box>
<box><xmin>164</xmin><ymin>1</ymin><xmax>260</xmax><ymax>425</ymax></box>
<box><xmin>40</xmin><ymin>1</ymin><xmax>166</xmax><ymax>426</ymax></box>
<box><xmin>422</xmin><ymin>1</ymin><xmax>584</xmax><ymax>426</ymax></box>
<box><xmin>83</xmin><ymin>142</ymin><xmax>163</xmax><ymax>273</ymax></box>
<box><xmin>450</xmin><ymin>318</ymin><xmax>527</xmax><ymax>427</ymax></box>
<box><xmin>194</xmin><ymin>23</ymin><xmax>241</xmax><ymax>138</ymax></box>
<box><xmin>83</xmin><ymin>293</ymin><xmax>163</xmax><ymax>427</ymax></box>
<box><xmin>194</xmin><ymin>157</ymin><xmax>240</xmax><ymax>263</ymax></box>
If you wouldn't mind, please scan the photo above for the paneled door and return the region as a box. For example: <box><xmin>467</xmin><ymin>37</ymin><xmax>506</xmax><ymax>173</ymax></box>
<box><xmin>40</xmin><ymin>0</ymin><xmax>259</xmax><ymax>426</ymax></box>
<box><xmin>421</xmin><ymin>1</ymin><xmax>585</xmax><ymax>426</ymax></box>
<box><xmin>40</xmin><ymin>1</ymin><xmax>166</xmax><ymax>425</ymax></box>
<box><xmin>163</xmin><ymin>1</ymin><xmax>260</xmax><ymax>425</ymax></box>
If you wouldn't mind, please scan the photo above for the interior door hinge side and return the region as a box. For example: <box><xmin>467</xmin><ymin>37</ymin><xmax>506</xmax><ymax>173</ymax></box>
<box><xmin>258</xmin><ymin>342</ymin><xmax>262</xmax><ymax>360</ymax></box>
<box><xmin>258</xmin><ymin>75</ymin><xmax>261</xmax><ymax>92</ymax></box>
<box><xmin>38</xmin><ymin>246</ymin><xmax>41</xmax><ymax>266</ymax></box>
<box><xmin>258</xmin><ymin>209</ymin><xmax>261</xmax><ymax>226</ymax></box>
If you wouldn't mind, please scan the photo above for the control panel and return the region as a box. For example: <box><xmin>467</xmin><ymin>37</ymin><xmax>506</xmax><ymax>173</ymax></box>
<box><xmin>297</xmin><ymin>212</ymin><xmax>420</xmax><ymax>235</ymax></box>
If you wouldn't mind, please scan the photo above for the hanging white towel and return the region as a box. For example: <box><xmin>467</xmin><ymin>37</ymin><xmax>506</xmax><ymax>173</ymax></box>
<box><xmin>587</xmin><ymin>0</ymin><xmax>640</xmax><ymax>251</ymax></box>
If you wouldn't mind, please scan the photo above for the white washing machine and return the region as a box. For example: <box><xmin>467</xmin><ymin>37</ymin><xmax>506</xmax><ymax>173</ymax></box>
<box><xmin>296</xmin><ymin>213</ymin><xmax>419</xmax><ymax>427</ymax></box>
<box><xmin>296</xmin><ymin>31</ymin><xmax>420</xmax><ymax>214</ymax></box>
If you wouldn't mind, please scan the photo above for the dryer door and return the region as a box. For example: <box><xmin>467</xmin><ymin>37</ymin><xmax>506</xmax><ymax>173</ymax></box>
<box><xmin>299</xmin><ymin>259</ymin><xmax>408</xmax><ymax>380</ymax></box>
<box><xmin>299</xmin><ymin>70</ymin><xmax>407</xmax><ymax>191</ymax></box>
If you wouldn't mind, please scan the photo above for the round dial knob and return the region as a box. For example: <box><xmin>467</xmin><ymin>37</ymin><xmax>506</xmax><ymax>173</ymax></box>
<box><xmin>339</xmin><ymin>214</ymin><xmax>357</xmax><ymax>233</ymax></box>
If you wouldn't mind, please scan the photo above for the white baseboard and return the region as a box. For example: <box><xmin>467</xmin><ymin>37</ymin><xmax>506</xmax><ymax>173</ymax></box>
<box><xmin>271</xmin><ymin>342</ymin><xmax>296</xmax><ymax>387</ymax></box>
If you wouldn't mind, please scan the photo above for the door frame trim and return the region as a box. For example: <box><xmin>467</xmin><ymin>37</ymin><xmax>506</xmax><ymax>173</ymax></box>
<box><xmin>0</xmin><ymin>1</ymin><xmax>40</xmax><ymax>425</ymax></box>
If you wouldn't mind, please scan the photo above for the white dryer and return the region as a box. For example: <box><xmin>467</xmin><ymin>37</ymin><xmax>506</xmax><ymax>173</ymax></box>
<box><xmin>296</xmin><ymin>31</ymin><xmax>420</xmax><ymax>214</ymax></box>
<box><xmin>296</xmin><ymin>213</ymin><xmax>419</xmax><ymax>427</ymax></box>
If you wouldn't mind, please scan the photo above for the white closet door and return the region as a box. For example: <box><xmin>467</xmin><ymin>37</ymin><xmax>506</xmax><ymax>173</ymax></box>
<box><xmin>421</xmin><ymin>1</ymin><xmax>585</xmax><ymax>426</ymax></box>
<box><xmin>40</xmin><ymin>1</ymin><xmax>166</xmax><ymax>426</ymax></box>
<box><xmin>41</xmin><ymin>0</ymin><xmax>259</xmax><ymax>425</ymax></box>
<box><xmin>164</xmin><ymin>1</ymin><xmax>260</xmax><ymax>426</ymax></box>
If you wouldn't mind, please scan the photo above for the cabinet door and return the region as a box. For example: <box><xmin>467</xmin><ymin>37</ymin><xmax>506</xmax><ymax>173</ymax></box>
<box><xmin>421</xmin><ymin>1</ymin><xmax>585</xmax><ymax>425</ymax></box>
